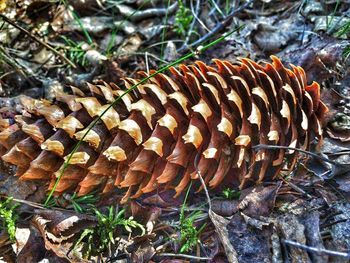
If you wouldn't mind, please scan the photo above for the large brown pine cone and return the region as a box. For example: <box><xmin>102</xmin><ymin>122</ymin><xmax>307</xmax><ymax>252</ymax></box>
<box><xmin>0</xmin><ymin>56</ymin><xmax>328</xmax><ymax>202</ymax></box>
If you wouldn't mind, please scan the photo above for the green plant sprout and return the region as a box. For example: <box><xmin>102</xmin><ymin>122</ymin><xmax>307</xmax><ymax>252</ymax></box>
<box><xmin>326</xmin><ymin>0</ymin><xmax>340</xmax><ymax>31</ymax></box>
<box><xmin>45</xmin><ymin>192</ymin><xmax>98</xmax><ymax>213</ymax></box>
<box><xmin>343</xmin><ymin>45</ymin><xmax>350</xmax><ymax>60</ymax></box>
<box><xmin>174</xmin><ymin>0</ymin><xmax>193</xmax><ymax>36</ymax></box>
<box><xmin>0</xmin><ymin>197</ymin><xmax>18</xmax><ymax>241</ymax></box>
<box><xmin>335</xmin><ymin>20</ymin><xmax>350</xmax><ymax>60</ymax></box>
<box><xmin>75</xmin><ymin>207</ymin><xmax>145</xmax><ymax>258</ymax></box>
<box><xmin>336</xmin><ymin>20</ymin><xmax>350</xmax><ymax>38</ymax></box>
<box><xmin>178</xmin><ymin>183</ymin><xmax>206</xmax><ymax>253</ymax></box>
<box><xmin>60</xmin><ymin>36</ymin><xmax>89</xmax><ymax>67</ymax></box>
<box><xmin>222</xmin><ymin>188</ymin><xmax>241</xmax><ymax>200</ymax></box>
<box><xmin>59</xmin><ymin>0</ymin><xmax>93</xmax><ymax>44</ymax></box>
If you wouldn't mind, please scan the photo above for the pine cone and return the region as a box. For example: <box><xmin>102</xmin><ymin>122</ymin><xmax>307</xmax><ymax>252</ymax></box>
<box><xmin>0</xmin><ymin>56</ymin><xmax>328</xmax><ymax>202</ymax></box>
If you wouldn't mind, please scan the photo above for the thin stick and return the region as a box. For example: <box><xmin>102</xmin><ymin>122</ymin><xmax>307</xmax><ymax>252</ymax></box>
<box><xmin>0</xmin><ymin>14</ymin><xmax>76</xmax><ymax>68</ymax></box>
<box><xmin>252</xmin><ymin>144</ymin><xmax>347</xmax><ymax>167</ymax></box>
<box><xmin>283</xmin><ymin>239</ymin><xmax>350</xmax><ymax>259</ymax></box>
<box><xmin>280</xmin><ymin>177</ymin><xmax>313</xmax><ymax>199</ymax></box>
<box><xmin>320</xmin><ymin>219</ymin><xmax>348</xmax><ymax>229</ymax></box>
<box><xmin>157</xmin><ymin>253</ymin><xmax>211</xmax><ymax>261</ymax></box>
<box><xmin>177</xmin><ymin>0</ymin><xmax>252</xmax><ymax>53</ymax></box>
<box><xmin>197</xmin><ymin>171</ymin><xmax>212</xmax><ymax>210</ymax></box>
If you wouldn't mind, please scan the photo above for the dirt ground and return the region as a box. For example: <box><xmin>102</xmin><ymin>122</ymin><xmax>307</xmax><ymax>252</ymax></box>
<box><xmin>0</xmin><ymin>0</ymin><xmax>349</xmax><ymax>262</ymax></box>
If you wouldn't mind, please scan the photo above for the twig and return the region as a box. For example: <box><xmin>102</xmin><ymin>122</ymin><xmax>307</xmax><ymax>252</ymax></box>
<box><xmin>320</xmin><ymin>219</ymin><xmax>348</xmax><ymax>229</ymax></box>
<box><xmin>0</xmin><ymin>46</ymin><xmax>32</xmax><ymax>78</ymax></box>
<box><xmin>115</xmin><ymin>2</ymin><xmax>178</xmax><ymax>22</ymax></box>
<box><xmin>145</xmin><ymin>52</ymin><xmax>150</xmax><ymax>74</ymax></box>
<box><xmin>186</xmin><ymin>0</ymin><xmax>202</xmax><ymax>46</ymax></box>
<box><xmin>177</xmin><ymin>0</ymin><xmax>252</xmax><ymax>53</ymax></box>
<box><xmin>197</xmin><ymin>171</ymin><xmax>212</xmax><ymax>210</ymax></box>
<box><xmin>321</xmin><ymin>210</ymin><xmax>343</xmax><ymax>224</ymax></box>
<box><xmin>209</xmin><ymin>0</ymin><xmax>225</xmax><ymax>17</ymax></box>
<box><xmin>282</xmin><ymin>239</ymin><xmax>350</xmax><ymax>259</ymax></box>
<box><xmin>113</xmin><ymin>51</ymin><xmax>168</xmax><ymax>65</ymax></box>
<box><xmin>252</xmin><ymin>144</ymin><xmax>347</xmax><ymax>167</ymax></box>
<box><xmin>190</xmin><ymin>0</ymin><xmax>210</xmax><ymax>33</ymax></box>
<box><xmin>279</xmin><ymin>177</ymin><xmax>313</xmax><ymax>199</ymax></box>
<box><xmin>157</xmin><ymin>253</ymin><xmax>211</xmax><ymax>261</ymax></box>
<box><xmin>0</xmin><ymin>14</ymin><xmax>76</xmax><ymax>68</ymax></box>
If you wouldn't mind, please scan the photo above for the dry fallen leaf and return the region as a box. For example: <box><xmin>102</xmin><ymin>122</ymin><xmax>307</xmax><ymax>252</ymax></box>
<box><xmin>15</xmin><ymin>225</ymin><xmax>46</xmax><ymax>262</ymax></box>
<box><xmin>32</xmin><ymin>209</ymin><xmax>96</xmax><ymax>262</ymax></box>
<box><xmin>239</xmin><ymin>183</ymin><xmax>282</xmax><ymax>218</ymax></box>
<box><xmin>209</xmin><ymin>210</ymin><xmax>238</xmax><ymax>263</ymax></box>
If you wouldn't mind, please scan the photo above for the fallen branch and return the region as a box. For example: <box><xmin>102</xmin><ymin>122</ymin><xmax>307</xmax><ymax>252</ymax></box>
<box><xmin>252</xmin><ymin>144</ymin><xmax>344</xmax><ymax>166</ymax></box>
<box><xmin>177</xmin><ymin>0</ymin><xmax>253</xmax><ymax>52</ymax></box>
<box><xmin>279</xmin><ymin>177</ymin><xmax>313</xmax><ymax>199</ymax></box>
<box><xmin>157</xmin><ymin>253</ymin><xmax>211</xmax><ymax>261</ymax></box>
<box><xmin>282</xmin><ymin>239</ymin><xmax>350</xmax><ymax>259</ymax></box>
<box><xmin>0</xmin><ymin>14</ymin><xmax>76</xmax><ymax>68</ymax></box>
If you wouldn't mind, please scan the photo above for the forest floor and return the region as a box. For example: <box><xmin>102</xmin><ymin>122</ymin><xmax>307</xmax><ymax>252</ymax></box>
<box><xmin>0</xmin><ymin>0</ymin><xmax>349</xmax><ymax>262</ymax></box>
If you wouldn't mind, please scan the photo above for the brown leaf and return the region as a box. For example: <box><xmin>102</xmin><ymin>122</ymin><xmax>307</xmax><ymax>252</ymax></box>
<box><xmin>131</xmin><ymin>244</ymin><xmax>156</xmax><ymax>263</ymax></box>
<box><xmin>32</xmin><ymin>209</ymin><xmax>96</xmax><ymax>261</ymax></box>
<box><xmin>239</xmin><ymin>183</ymin><xmax>282</xmax><ymax>218</ymax></box>
<box><xmin>211</xmin><ymin>199</ymin><xmax>239</xmax><ymax>217</ymax></box>
<box><xmin>209</xmin><ymin>210</ymin><xmax>238</xmax><ymax>263</ymax></box>
<box><xmin>16</xmin><ymin>226</ymin><xmax>46</xmax><ymax>263</ymax></box>
<box><xmin>129</xmin><ymin>201</ymin><xmax>161</xmax><ymax>234</ymax></box>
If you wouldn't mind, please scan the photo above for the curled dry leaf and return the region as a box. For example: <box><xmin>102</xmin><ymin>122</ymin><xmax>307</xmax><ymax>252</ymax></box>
<box><xmin>141</xmin><ymin>190</ymin><xmax>184</xmax><ymax>208</ymax></box>
<box><xmin>334</xmin><ymin>174</ymin><xmax>350</xmax><ymax>196</ymax></box>
<box><xmin>129</xmin><ymin>201</ymin><xmax>161</xmax><ymax>234</ymax></box>
<box><xmin>16</xmin><ymin>226</ymin><xmax>46</xmax><ymax>263</ymax></box>
<box><xmin>118</xmin><ymin>34</ymin><xmax>143</xmax><ymax>55</ymax></box>
<box><xmin>85</xmin><ymin>50</ymin><xmax>107</xmax><ymax>66</ymax></box>
<box><xmin>163</xmin><ymin>41</ymin><xmax>178</xmax><ymax>62</ymax></box>
<box><xmin>209</xmin><ymin>210</ymin><xmax>238</xmax><ymax>263</ymax></box>
<box><xmin>211</xmin><ymin>199</ymin><xmax>240</xmax><ymax>217</ymax></box>
<box><xmin>31</xmin><ymin>209</ymin><xmax>96</xmax><ymax>261</ymax></box>
<box><xmin>284</xmin><ymin>37</ymin><xmax>350</xmax><ymax>84</ymax></box>
<box><xmin>132</xmin><ymin>244</ymin><xmax>156</xmax><ymax>263</ymax></box>
<box><xmin>239</xmin><ymin>183</ymin><xmax>282</xmax><ymax>218</ymax></box>
<box><xmin>252</xmin><ymin>21</ymin><xmax>298</xmax><ymax>53</ymax></box>
<box><xmin>68</xmin><ymin>0</ymin><xmax>106</xmax><ymax>16</ymax></box>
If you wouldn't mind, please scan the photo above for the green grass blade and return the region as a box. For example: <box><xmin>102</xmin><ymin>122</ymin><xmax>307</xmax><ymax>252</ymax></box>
<box><xmin>106</xmin><ymin>0</ymin><xmax>150</xmax><ymax>56</ymax></box>
<box><xmin>327</xmin><ymin>0</ymin><xmax>341</xmax><ymax>30</ymax></box>
<box><xmin>70</xmin><ymin>8</ymin><xmax>93</xmax><ymax>45</ymax></box>
<box><xmin>160</xmin><ymin>0</ymin><xmax>172</xmax><ymax>61</ymax></box>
